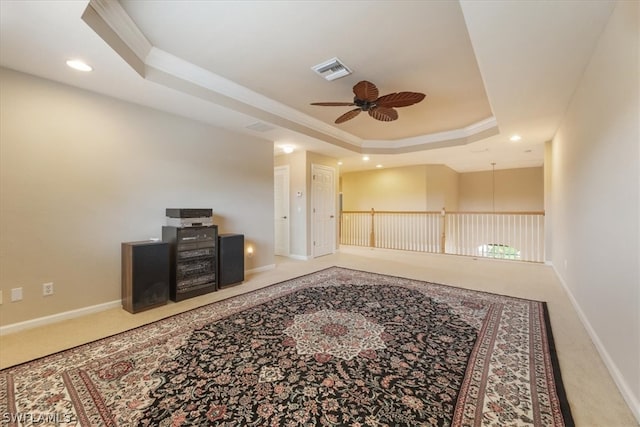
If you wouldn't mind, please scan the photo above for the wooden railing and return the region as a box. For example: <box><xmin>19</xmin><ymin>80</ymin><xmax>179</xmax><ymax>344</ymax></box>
<box><xmin>340</xmin><ymin>209</ymin><xmax>545</xmax><ymax>263</ymax></box>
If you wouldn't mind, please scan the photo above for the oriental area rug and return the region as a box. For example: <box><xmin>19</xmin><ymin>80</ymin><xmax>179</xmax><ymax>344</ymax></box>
<box><xmin>0</xmin><ymin>267</ymin><xmax>573</xmax><ymax>426</ymax></box>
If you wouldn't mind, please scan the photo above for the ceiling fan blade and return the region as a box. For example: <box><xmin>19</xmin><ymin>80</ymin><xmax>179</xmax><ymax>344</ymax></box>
<box><xmin>375</xmin><ymin>92</ymin><xmax>426</xmax><ymax>108</ymax></box>
<box><xmin>310</xmin><ymin>102</ymin><xmax>356</xmax><ymax>106</ymax></box>
<box><xmin>335</xmin><ymin>108</ymin><xmax>361</xmax><ymax>124</ymax></box>
<box><xmin>368</xmin><ymin>106</ymin><xmax>398</xmax><ymax>122</ymax></box>
<box><xmin>353</xmin><ymin>80</ymin><xmax>379</xmax><ymax>102</ymax></box>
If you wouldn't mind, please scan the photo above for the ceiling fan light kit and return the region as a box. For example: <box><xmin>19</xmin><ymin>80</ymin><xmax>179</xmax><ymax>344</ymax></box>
<box><xmin>311</xmin><ymin>80</ymin><xmax>425</xmax><ymax>124</ymax></box>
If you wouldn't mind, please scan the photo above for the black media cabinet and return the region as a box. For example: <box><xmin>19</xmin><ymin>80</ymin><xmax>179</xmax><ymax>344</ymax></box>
<box><xmin>162</xmin><ymin>225</ymin><xmax>218</xmax><ymax>301</ymax></box>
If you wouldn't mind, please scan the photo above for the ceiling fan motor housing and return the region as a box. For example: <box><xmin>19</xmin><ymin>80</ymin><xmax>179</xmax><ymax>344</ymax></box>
<box><xmin>354</xmin><ymin>98</ymin><xmax>375</xmax><ymax>111</ymax></box>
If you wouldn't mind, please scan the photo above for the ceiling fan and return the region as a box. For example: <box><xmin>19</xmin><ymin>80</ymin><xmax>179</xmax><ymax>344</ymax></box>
<box><xmin>311</xmin><ymin>80</ymin><xmax>425</xmax><ymax>124</ymax></box>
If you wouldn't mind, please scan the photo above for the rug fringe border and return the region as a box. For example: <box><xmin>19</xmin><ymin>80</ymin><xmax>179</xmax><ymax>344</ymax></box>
<box><xmin>541</xmin><ymin>302</ymin><xmax>575</xmax><ymax>427</ymax></box>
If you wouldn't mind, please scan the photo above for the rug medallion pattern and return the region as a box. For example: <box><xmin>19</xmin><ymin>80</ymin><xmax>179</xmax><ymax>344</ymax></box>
<box><xmin>0</xmin><ymin>267</ymin><xmax>572</xmax><ymax>426</ymax></box>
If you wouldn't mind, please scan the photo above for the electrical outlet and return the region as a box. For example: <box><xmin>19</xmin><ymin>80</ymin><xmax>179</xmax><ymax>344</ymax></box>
<box><xmin>43</xmin><ymin>282</ymin><xmax>54</xmax><ymax>296</ymax></box>
<box><xmin>11</xmin><ymin>287</ymin><xmax>23</xmax><ymax>302</ymax></box>
<box><xmin>0</xmin><ymin>290</ymin><xmax>3</xmax><ymax>305</ymax></box>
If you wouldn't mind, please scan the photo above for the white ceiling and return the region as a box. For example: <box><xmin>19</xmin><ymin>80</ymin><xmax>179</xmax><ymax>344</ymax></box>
<box><xmin>0</xmin><ymin>0</ymin><xmax>615</xmax><ymax>173</ymax></box>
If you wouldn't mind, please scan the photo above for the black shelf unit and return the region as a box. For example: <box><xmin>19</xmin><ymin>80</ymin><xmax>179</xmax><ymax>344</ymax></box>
<box><xmin>162</xmin><ymin>225</ymin><xmax>218</xmax><ymax>301</ymax></box>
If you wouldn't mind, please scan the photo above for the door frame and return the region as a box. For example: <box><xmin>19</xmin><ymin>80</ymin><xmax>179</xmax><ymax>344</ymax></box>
<box><xmin>274</xmin><ymin>165</ymin><xmax>290</xmax><ymax>256</ymax></box>
<box><xmin>311</xmin><ymin>163</ymin><xmax>336</xmax><ymax>258</ymax></box>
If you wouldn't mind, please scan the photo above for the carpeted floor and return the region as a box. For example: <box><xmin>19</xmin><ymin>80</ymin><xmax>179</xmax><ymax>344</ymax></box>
<box><xmin>0</xmin><ymin>267</ymin><xmax>573</xmax><ymax>426</ymax></box>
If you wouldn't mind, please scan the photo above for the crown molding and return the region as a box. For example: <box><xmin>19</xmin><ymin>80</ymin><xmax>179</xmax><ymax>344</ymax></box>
<box><xmin>362</xmin><ymin>116</ymin><xmax>498</xmax><ymax>150</ymax></box>
<box><xmin>145</xmin><ymin>48</ymin><xmax>362</xmax><ymax>148</ymax></box>
<box><xmin>86</xmin><ymin>0</ymin><xmax>152</xmax><ymax>61</ymax></box>
<box><xmin>82</xmin><ymin>2</ymin><xmax>500</xmax><ymax>155</ymax></box>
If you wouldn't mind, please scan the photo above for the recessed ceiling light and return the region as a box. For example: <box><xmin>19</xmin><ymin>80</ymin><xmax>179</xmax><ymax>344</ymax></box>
<box><xmin>362</xmin><ymin>156</ymin><xmax>370</xmax><ymax>161</ymax></box>
<box><xmin>337</xmin><ymin>161</ymin><xmax>343</xmax><ymax>166</ymax></box>
<box><xmin>376</xmin><ymin>164</ymin><xmax>383</xmax><ymax>168</ymax></box>
<box><xmin>66</xmin><ymin>59</ymin><xmax>92</xmax><ymax>72</ymax></box>
<box><xmin>510</xmin><ymin>134</ymin><xmax>522</xmax><ymax>142</ymax></box>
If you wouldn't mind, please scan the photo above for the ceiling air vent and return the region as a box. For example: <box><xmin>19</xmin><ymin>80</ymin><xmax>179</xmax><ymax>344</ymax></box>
<box><xmin>311</xmin><ymin>57</ymin><xmax>352</xmax><ymax>81</ymax></box>
<box><xmin>245</xmin><ymin>121</ymin><xmax>276</xmax><ymax>132</ymax></box>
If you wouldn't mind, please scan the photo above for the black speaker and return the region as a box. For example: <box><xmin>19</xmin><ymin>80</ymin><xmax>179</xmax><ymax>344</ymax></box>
<box><xmin>218</xmin><ymin>234</ymin><xmax>244</xmax><ymax>287</ymax></box>
<box><xmin>121</xmin><ymin>241</ymin><xmax>170</xmax><ymax>313</ymax></box>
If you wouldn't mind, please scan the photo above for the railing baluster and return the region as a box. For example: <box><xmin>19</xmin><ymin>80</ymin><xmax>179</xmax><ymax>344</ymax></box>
<box><xmin>338</xmin><ymin>210</ymin><xmax>544</xmax><ymax>263</ymax></box>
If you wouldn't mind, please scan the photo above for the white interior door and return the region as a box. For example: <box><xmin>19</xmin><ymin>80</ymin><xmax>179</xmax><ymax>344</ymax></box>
<box><xmin>312</xmin><ymin>164</ymin><xmax>336</xmax><ymax>257</ymax></box>
<box><xmin>274</xmin><ymin>166</ymin><xmax>290</xmax><ymax>256</ymax></box>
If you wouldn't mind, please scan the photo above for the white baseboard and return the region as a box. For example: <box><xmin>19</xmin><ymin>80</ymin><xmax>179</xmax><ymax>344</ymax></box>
<box><xmin>0</xmin><ymin>300</ymin><xmax>121</xmax><ymax>336</ymax></box>
<box><xmin>1</xmin><ymin>264</ymin><xmax>277</xmax><ymax>336</ymax></box>
<box><xmin>289</xmin><ymin>254</ymin><xmax>311</xmax><ymax>261</ymax></box>
<box><xmin>245</xmin><ymin>264</ymin><xmax>275</xmax><ymax>275</ymax></box>
<box><xmin>550</xmin><ymin>263</ymin><xmax>640</xmax><ymax>423</ymax></box>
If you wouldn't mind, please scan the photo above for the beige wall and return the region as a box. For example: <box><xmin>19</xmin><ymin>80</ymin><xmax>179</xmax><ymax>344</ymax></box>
<box><xmin>341</xmin><ymin>164</ymin><xmax>459</xmax><ymax>211</ymax></box>
<box><xmin>544</xmin><ymin>141</ymin><xmax>553</xmax><ymax>260</ymax></box>
<box><xmin>341</xmin><ymin>164</ymin><xmax>541</xmax><ymax>213</ymax></box>
<box><xmin>458</xmin><ymin>167</ymin><xmax>544</xmax><ymax>211</ymax></box>
<box><xmin>549</xmin><ymin>0</ymin><xmax>639</xmax><ymax>417</ymax></box>
<box><xmin>427</xmin><ymin>165</ymin><xmax>459</xmax><ymax>211</ymax></box>
<box><xmin>0</xmin><ymin>68</ymin><xmax>275</xmax><ymax>326</ymax></box>
<box><xmin>342</xmin><ymin>165</ymin><xmax>427</xmax><ymax>211</ymax></box>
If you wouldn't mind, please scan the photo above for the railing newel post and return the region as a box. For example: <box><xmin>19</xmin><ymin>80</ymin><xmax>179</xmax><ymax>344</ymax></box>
<box><xmin>369</xmin><ymin>208</ymin><xmax>376</xmax><ymax>248</ymax></box>
<box><xmin>440</xmin><ymin>207</ymin><xmax>446</xmax><ymax>254</ymax></box>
